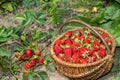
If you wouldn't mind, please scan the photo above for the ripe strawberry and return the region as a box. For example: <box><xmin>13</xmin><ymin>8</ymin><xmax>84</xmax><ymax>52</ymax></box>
<box><xmin>79</xmin><ymin>46</ymin><xmax>87</xmax><ymax>54</ymax></box>
<box><xmin>72</xmin><ymin>58</ymin><xmax>79</xmax><ymax>63</ymax></box>
<box><xmin>87</xmin><ymin>49</ymin><xmax>93</xmax><ymax>56</ymax></box>
<box><xmin>54</xmin><ymin>45</ymin><xmax>63</xmax><ymax>55</ymax></box>
<box><xmin>78</xmin><ymin>36</ymin><xmax>84</xmax><ymax>40</ymax></box>
<box><xmin>101</xmin><ymin>33</ymin><xmax>107</xmax><ymax>38</ymax></box>
<box><xmin>65</xmin><ymin>57</ymin><xmax>70</xmax><ymax>62</ymax></box>
<box><xmin>24</xmin><ymin>62</ymin><xmax>31</xmax><ymax>70</ymax></box>
<box><xmin>84</xmin><ymin>37</ymin><xmax>91</xmax><ymax>44</ymax></box>
<box><xmin>55</xmin><ymin>39</ymin><xmax>62</xmax><ymax>45</ymax></box>
<box><xmin>20</xmin><ymin>55</ymin><xmax>25</xmax><ymax>60</ymax></box>
<box><xmin>66</xmin><ymin>31</ymin><xmax>72</xmax><ymax>37</ymax></box>
<box><xmin>105</xmin><ymin>40</ymin><xmax>112</xmax><ymax>45</ymax></box>
<box><xmin>72</xmin><ymin>52</ymin><xmax>80</xmax><ymax>59</ymax></box>
<box><xmin>36</xmin><ymin>50</ymin><xmax>41</xmax><ymax>56</ymax></box>
<box><xmin>25</xmin><ymin>49</ymin><xmax>33</xmax><ymax>58</ymax></box>
<box><xmin>57</xmin><ymin>54</ymin><xmax>64</xmax><ymax>61</ymax></box>
<box><xmin>92</xmin><ymin>45</ymin><xmax>99</xmax><ymax>51</ymax></box>
<box><xmin>64</xmin><ymin>48</ymin><xmax>72</xmax><ymax>57</ymax></box>
<box><xmin>30</xmin><ymin>59</ymin><xmax>36</xmax><ymax>67</ymax></box>
<box><xmin>64</xmin><ymin>38</ymin><xmax>72</xmax><ymax>45</ymax></box>
<box><xmin>94</xmin><ymin>40</ymin><xmax>100</xmax><ymax>45</ymax></box>
<box><xmin>38</xmin><ymin>58</ymin><xmax>44</xmax><ymax>64</ymax></box>
<box><xmin>98</xmin><ymin>49</ymin><xmax>106</xmax><ymax>58</ymax></box>
<box><xmin>72</xmin><ymin>47</ymin><xmax>78</xmax><ymax>53</ymax></box>
<box><xmin>80</xmin><ymin>58</ymin><xmax>88</xmax><ymax>64</ymax></box>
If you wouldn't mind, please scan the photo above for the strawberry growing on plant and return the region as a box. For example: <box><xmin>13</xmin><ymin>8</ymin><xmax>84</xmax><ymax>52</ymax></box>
<box><xmin>25</xmin><ymin>49</ymin><xmax>33</xmax><ymax>58</ymax></box>
<box><xmin>24</xmin><ymin>62</ymin><xmax>31</xmax><ymax>70</ymax></box>
<box><xmin>30</xmin><ymin>59</ymin><xmax>36</xmax><ymax>67</ymax></box>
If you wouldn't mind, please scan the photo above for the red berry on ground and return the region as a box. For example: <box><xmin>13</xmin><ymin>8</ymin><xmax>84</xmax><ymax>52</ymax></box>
<box><xmin>25</xmin><ymin>49</ymin><xmax>33</xmax><ymax>58</ymax></box>
<box><xmin>30</xmin><ymin>59</ymin><xmax>36</xmax><ymax>67</ymax></box>
<box><xmin>38</xmin><ymin>58</ymin><xmax>44</xmax><ymax>64</ymax></box>
<box><xmin>24</xmin><ymin>62</ymin><xmax>31</xmax><ymax>70</ymax></box>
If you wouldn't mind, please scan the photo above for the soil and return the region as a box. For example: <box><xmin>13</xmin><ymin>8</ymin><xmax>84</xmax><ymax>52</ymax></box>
<box><xmin>0</xmin><ymin>7</ymin><xmax>115</xmax><ymax>80</ymax></box>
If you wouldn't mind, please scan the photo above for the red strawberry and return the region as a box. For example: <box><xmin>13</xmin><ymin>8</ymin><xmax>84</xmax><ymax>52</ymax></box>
<box><xmin>64</xmin><ymin>48</ymin><xmax>72</xmax><ymax>57</ymax></box>
<box><xmin>87</xmin><ymin>33</ymin><xmax>92</xmax><ymax>36</ymax></box>
<box><xmin>66</xmin><ymin>31</ymin><xmax>72</xmax><ymax>37</ymax></box>
<box><xmin>78</xmin><ymin>36</ymin><xmax>84</xmax><ymax>40</ymax></box>
<box><xmin>24</xmin><ymin>62</ymin><xmax>31</xmax><ymax>70</ymax></box>
<box><xmin>54</xmin><ymin>45</ymin><xmax>63</xmax><ymax>55</ymax></box>
<box><xmin>84</xmin><ymin>37</ymin><xmax>91</xmax><ymax>44</ymax></box>
<box><xmin>38</xmin><ymin>58</ymin><xmax>44</xmax><ymax>64</ymax></box>
<box><xmin>101</xmin><ymin>33</ymin><xmax>107</xmax><ymax>38</ymax></box>
<box><xmin>65</xmin><ymin>57</ymin><xmax>70</xmax><ymax>62</ymax></box>
<box><xmin>25</xmin><ymin>49</ymin><xmax>33</xmax><ymax>58</ymax></box>
<box><xmin>30</xmin><ymin>59</ymin><xmax>36</xmax><ymax>67</ymax></box>
<box><xmin>79</xmin><ymin>46</ymin><xmax>87</xmax><ymax>54</ymax></box>
<box><xmin>20</xmin><ymin>55</ymin><xmax>25</xmax><ymax>61</ymax></box>
<box><xmin>72</xmin><ymin>58</ymin><xmax>79</xmax><ymax>63</ymax></box>
<box><xmin>92</xmin><ymin>45</ymin><xmax>99</xmax><ymax>51</ymax></box>
<box><xmin>87</xmin><ymin>49</ymin><xmax>93</xmax><ymax>56</ymax></box>
<box><xmin>80</xmin><ymin>58</ymin><xmax>88</xmax><ymax>64</ymax></box>
<box><xmin>64</xmin><ymin>38</ymin><xmax>72</xmax><ymax>45</ymax></box>
<box><xmin>57</xmin><ymin>54</ymin><xmax>64</xmax><ymax>60</ymax></box>
<box><xmin>72</xmin><ymin>47</ymin><xmax>78</xmax><ymax>53</ymax></box>
<box><xmin>94</xmin><ymin>40</ymin><xmax>100</xmax><ymax>45</ymax></box>
<box><xmin>36</xmin><ymin>50</ymin><xmax>41</xmax><ymax>56</ymax></box>
<box><xmin>106</xmin><ymin>40</ymin><xmax>112</xmax><ymax>45</ymax></box>
<box><xmin>98</xmin><ymin>49</ymin><xmax>106</xmax><ymax>58</ymax></box>
<box><xmin>55</xmin><ymin>39</ymin><xmax>62</xmax><ymax>45</ymax></box>
<box><xmin>72</xmin><ymin>52</ymin><xmax>80</xmax><ymax>59</ymax></box>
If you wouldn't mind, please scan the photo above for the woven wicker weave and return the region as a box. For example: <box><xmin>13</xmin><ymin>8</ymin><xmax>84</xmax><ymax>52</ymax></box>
<box><xmin>50</xmin><ymin>20</ymin><xmax>116</xmax><ymax>80</ymax></box>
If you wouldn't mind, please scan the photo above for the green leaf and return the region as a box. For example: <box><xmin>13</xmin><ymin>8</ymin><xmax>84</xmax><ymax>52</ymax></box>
<box><xmin>16</xmin><ymin>14</ymin><xmax>26</xmax><ymax>20</ymax></box>
<box><xmin>0</xmin><ymin>26</ymin><xmax>6</xmax><ymax>36</ymax></box>
<box><xmin>0</xmin><ymin>48</ymin><xmax>11</xmax><ymax>56</ymax></box>
<box><xmin>46</xmin><ymin>62</ymin><xmax>56</xmax><ymax>72</ymax></box>
<box><xmin>114</xmin><ymin>74</ymin><xmax>120</xmax><ymax>80</ymax></box>
<box><xmin>2</xmin><ymin>2</ymin><xmax>13</xmax><ymax>12</ymax></box>
<box><xmin>0</xmin><ymin>37</ymin><xmax>10</xmax><ymax>43</ymax></box>
<box><xmin>22</xmin><ymin>18</ymin><xmax>31</xmax><ymax>26</ymax></box>
<box><xmin>91</xmin><ymin>10</ymin><xmax>105</xmax><ymax>23</ymax></box>
<box><xmin>104</xmin><ymin>6</ymin><xmax>120</xmax><ymax>20</ymax></box>
<box><xmin>11</xmin><ymin>33</ymin><xmax>19</xmax><ymax>39</ymax></box>
<box><xmin>35</xmin><ymin>19</ymin><xmax>46</xmax><ymax>24</ymax></box>
<box><xmin>101</xmin><ymin>21</ymin><xmax>113</xmax><ymax>30</ymax></box>
<box><xmin>44</xmin><ymin>54</ymin><xmax>53</xmax><ymax>62</ymax></box>
<box><xmin>115</xmin><ymin>0</ymin><xmax>120</xmax><ymax>3</ymax></box>
<box><xmin>35</xmin><ymin>71</ymin><xmax>49</xmax><ymax>80</ymax></box>
<box><xmin>38</xmin><ymin>13</ymin><xmax>47</xmax><ymax>19</ymax></box>
<box><xmin>48</xmin><ymin>29</ymin><xmax>58</xmax><ymax>38</ymax></box>
<box><xmin>39</xmin><ymin>32</ymin><xmax>48</xmax><ymax>41</ymax></box>
<box><xmin>0</xmin><ymin>0</ymin><xmax>5</xmax><ymax>4</ymax></box>
<box><xmin>22</xmin><ymin>73</ymin><xmax>35</xmax><ymax>80</ymax></box>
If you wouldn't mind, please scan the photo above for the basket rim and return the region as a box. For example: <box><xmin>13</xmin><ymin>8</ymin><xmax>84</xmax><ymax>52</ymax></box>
<box><xmin>50</xmin><ymin>27</ymin><xmax>116</xmax><ymax>67</ymax></box>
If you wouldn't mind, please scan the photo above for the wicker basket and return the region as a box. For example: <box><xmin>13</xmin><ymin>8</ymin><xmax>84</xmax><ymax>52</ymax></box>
<box><xmin>50</xmin><ymin>20</ymin><xmax>116</xmax><ymax>80</ymax></box>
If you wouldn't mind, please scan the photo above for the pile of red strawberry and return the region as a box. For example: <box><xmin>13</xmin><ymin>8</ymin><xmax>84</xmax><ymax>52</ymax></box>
<box><xmin>15</xmin><ymin>49</ymin><xmax>44</xmax><ymax>70</ymax></box>
<box><xmin>54</xmin><ymin>29</ymin><xmax>112</xmax><ymax>64</ymax></box>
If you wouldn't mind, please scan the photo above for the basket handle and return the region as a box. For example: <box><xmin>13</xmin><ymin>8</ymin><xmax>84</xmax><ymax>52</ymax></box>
<box><xmin>58</xmin><ymin>20</ymin><xmax>111</xmax><ymax>55</ymax></box>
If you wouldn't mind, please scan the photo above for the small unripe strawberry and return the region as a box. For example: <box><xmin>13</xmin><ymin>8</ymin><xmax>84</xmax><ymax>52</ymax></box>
<box><xmin>25</xmin><ymin>49</ymin><xmax>33</xmax><ymax>58</ymax></box>
<box><xmin>30</xmin><ymin>59</ymin><xmax>36</xmax><ymax>67</ymax></box>
<box><xmin>15</xmin><ymin>53</ymin><xmax>20</xmax><ymax>58</ymax></box>
<box><xmin>20</xmin><ymin>55</ymin><xmax>25</xmax><ymax>60</ymax></box>
<box><xmin>24</xmin><ymin>62</ymin><xmax>31</xmax><ymax>70</ymax></box>
<box><xmin>38</xmin><ymin>58</ymin><xmax>44</xmax><ymax>64</ymax></box>
<box><xmin>36</xmin><ymin>50</ymin><xmax>41</xmax><ymax>56</ymax></box>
